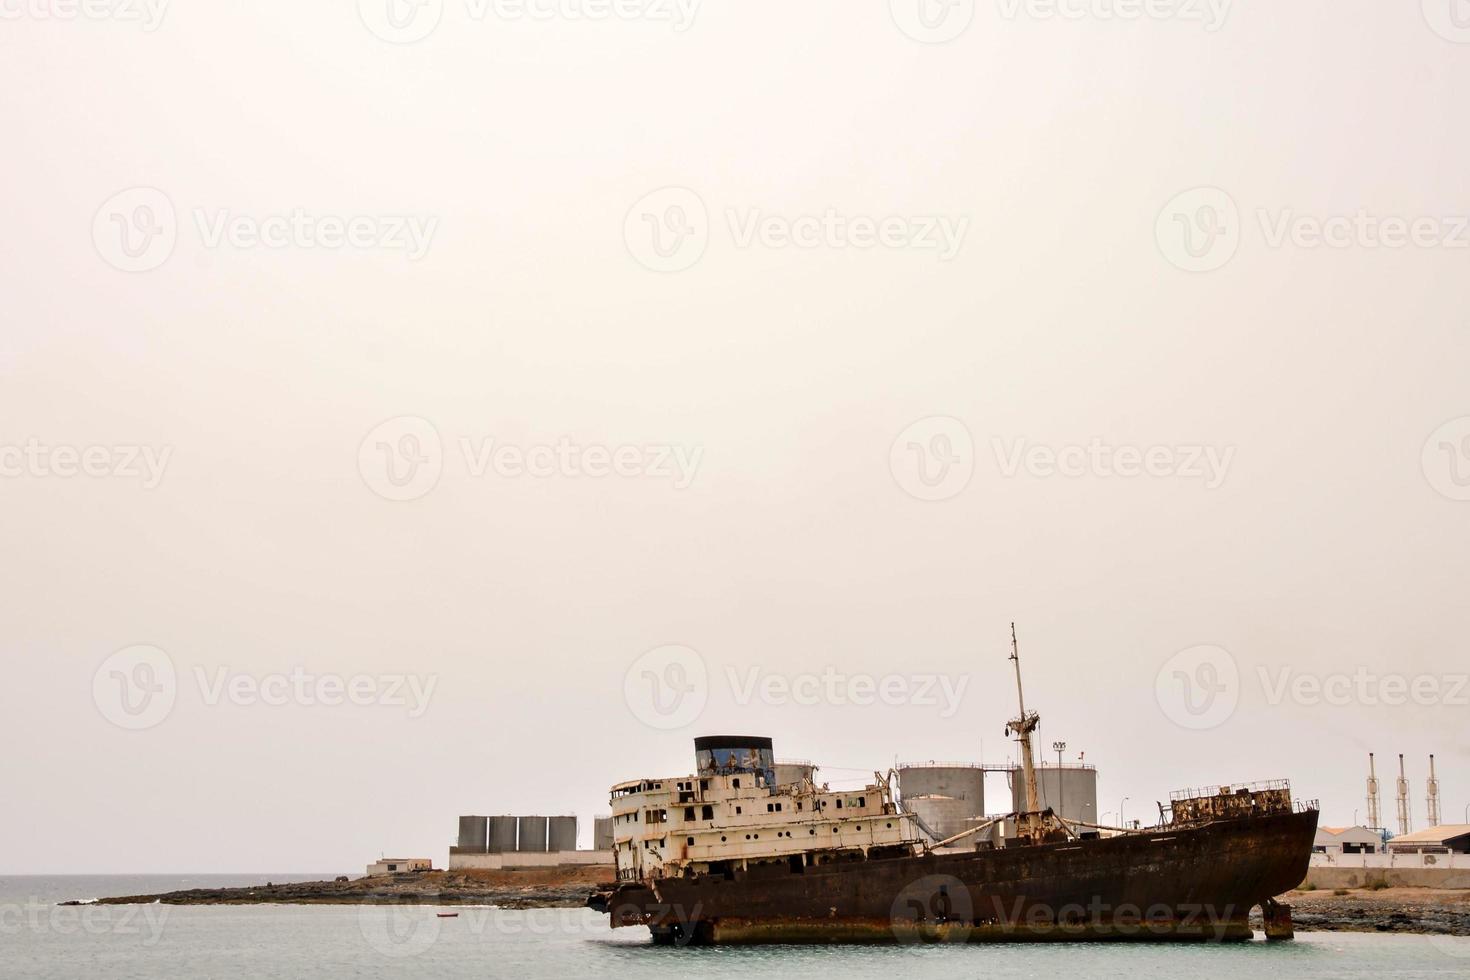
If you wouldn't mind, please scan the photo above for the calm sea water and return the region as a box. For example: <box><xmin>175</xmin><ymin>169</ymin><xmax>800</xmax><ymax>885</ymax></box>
<box><xmin>4</xmin><ymin>876</ymin><xmax>1469</xmax><ymax>979</ymax></box>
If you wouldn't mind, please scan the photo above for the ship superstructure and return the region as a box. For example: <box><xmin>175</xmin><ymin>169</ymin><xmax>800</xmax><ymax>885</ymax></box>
<box><xmin>609</xmin><ymin>735</ymin><xmax>923</xmax><ymax>883</ymax></box>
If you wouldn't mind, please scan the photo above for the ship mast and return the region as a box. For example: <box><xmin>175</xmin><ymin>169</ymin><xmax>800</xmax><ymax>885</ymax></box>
<box><xmin>1006</xmin><ymin>623</ymin><xmax>1042</xmax><ymax>836</ymax></box>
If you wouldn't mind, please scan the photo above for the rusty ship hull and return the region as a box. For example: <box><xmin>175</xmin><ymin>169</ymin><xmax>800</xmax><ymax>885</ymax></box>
<box><xmin>593</xmin><ymin>807</ymin><xmax>1318</xmax><ymax>945</ymax></box>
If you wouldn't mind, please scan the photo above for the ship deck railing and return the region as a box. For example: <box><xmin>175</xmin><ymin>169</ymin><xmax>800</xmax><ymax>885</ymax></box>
<box><xmin>1168</xmin><ymin>779</ymin><xmax>1291</xmax><ymax>801</ymax></box>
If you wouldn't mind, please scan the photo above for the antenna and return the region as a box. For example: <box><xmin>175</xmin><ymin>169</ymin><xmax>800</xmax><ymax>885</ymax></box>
<box><xmin>1366</xmin><ymin>753</ymin><xmax>1381</xmax><ymax>830</ymax></box>
<box><xmin>1426</xmin><ymin>754</ymin><xmax>1441</xmax><ymax>828</ymax></box>
<box><xmin>1395</xmin><ymin>753</ymin><xmax>1412</xmax><ymax>836</ymax></box>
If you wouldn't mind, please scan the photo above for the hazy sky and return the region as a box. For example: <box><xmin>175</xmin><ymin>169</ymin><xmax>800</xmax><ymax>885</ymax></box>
<box><xmin>3</xmin><ymin>3</ymin><xmax>1468</xmax><ymax>874</ymax></box>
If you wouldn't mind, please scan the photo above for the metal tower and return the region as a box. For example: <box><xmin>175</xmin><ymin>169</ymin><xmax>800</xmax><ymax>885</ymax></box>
<box><xmin>1395</xmin><ymin>753</ymin><xmax>1412</xmax><ymax>836</ymax></box>
<box><xmin>1366</xmin><ymin>752</ymin><xmax>1381</xmax><ymax>830</ymax></box>
<box><xmin>1426</xmin><ymin>754</ymin><xmax>1441</xmax><ymax>828</ymax></box>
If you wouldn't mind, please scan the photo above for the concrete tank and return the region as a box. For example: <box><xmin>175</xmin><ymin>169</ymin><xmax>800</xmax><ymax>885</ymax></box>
<box><xmin>774</xmin><ymin>760</ymin><xmax>816</xmax><ymax>787</ymax></box>
<box><xmin>488</xmin><ymin>815</ymin><xmax>518</xmax><ymax>853</ymax></box>
<box><xmin>898</xmin><ymin>763</ymin><xmax>985</xmax><ymax>815</ymax></box>
<box><xmin>1011</xmin><ymin>765</ymin><xmax>1099</xmax><ymax>825</ymax></box>
<box><xmin>457</xmin><ymin>815</ymin><xmax>488</xmax><ymax>853</ymax></box>
<box><xmin>548</xmin><ymin>815</ymin><xmax>577</xmax><ymax>852</ymax></box>
<box><xmin>516</xmin><ymin>815</ymin><xmax>549</xmax><ymax>852</ymax></box>
<box><xmin>593</xmin><ymin>815</ymin><xmax>614</xmax><ymax>851</ymax></box>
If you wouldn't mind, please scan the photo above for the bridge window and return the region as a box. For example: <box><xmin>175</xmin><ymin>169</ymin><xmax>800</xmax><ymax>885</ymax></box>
<box><xmin>684</xmin><ymin>807</ymin><xmax>695</xmax><ymax>821</ymax></box>
<box><xmin>702</xmin><ymin>805</ymin><xmax>713</xmax><ymax>820</ymax></box>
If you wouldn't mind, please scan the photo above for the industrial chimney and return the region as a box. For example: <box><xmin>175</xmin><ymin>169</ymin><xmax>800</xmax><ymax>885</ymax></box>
<box><xmin>1395</xmin><ymin>753</ymin><xmax>1412</xmax><ymax>837</ymax></box>
<box><xmin>1366</xmin><ymin>752</ymin><xmax>1381</xmax><ymax>831</ymax></box>
<box><xmin>1426</xmin><ymin>754</ymin><xmax>1441</xmax><ymax>828</ymax></box>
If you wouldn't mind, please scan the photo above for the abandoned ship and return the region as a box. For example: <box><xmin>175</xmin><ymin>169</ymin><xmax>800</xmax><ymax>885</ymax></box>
<box><xmin>588</xmin><ymin>626</ymin><xmax>1319</xmax><ymax>944</ymax></box>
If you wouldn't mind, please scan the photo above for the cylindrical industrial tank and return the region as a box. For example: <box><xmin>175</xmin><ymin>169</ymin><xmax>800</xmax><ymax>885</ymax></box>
<box><xmin>457</xmin><ymin>815</ymin><xmax>488</xmax><ymax>853</ymax></box>
<box><xmin>516</xmin><ymin>815</ymin><xmax>549</xmax><ymax>852</ymax></box>
<box><xmin>488</xmin><ymin>816</ymin><xmax>518</xmax><ymax>853</ymax></box>
<box><xmin>898</xmin><ymin>763</ymin><xmax>985</xmax><ymax>816</ymax></box>
<box><xmin>593</xmin><ymin>816</ymin><xmax>614</xmax><ymax>851</ymax></box>
<box><xmin>1012</xmin><ymin>765</ymin><xmax>1099</xmax><ymax>825</ymax></box>
<box><xmin>774</xmin><ymin>760</ymin><xmax>816</xmax><ymax>787</ymax></box>
<box><xmin>905</xmin><ymin>795</ymin><xmax>980</xmax><ymax>842</ymax></box>
<box><xmin>548</xmin><ymin>816</ymin><xmax>577</xmax><ymax>853</ymax></box>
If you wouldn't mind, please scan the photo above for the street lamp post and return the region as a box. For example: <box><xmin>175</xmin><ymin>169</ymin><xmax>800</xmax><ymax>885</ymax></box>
<box><xmin>1053</xmin><ymin>741</ymin><xmax>1066</xmax><ymax>819</ymax></box>
<box><xmin>1121</xmin><ymin>797</ymin><xmax>1130</xmax><ymax>829</ymax></box>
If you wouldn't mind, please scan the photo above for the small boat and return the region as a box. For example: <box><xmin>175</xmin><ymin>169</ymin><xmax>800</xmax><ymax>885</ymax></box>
<box><xmin>436</xmin><ymin>912</ymin><xmax>459</xmax><ymax>918</ymax></box>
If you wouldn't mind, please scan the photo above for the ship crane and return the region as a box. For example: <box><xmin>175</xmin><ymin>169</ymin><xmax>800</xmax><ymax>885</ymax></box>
<box><xmin>1006</xmin><ymin>623</ymin><xmax>1046</xmax><ymax>841</ymax></box>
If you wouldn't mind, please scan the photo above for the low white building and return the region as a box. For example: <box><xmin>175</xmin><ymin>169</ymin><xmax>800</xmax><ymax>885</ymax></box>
<box><xmin>1386</xmin><ymin>825</ymin><xmax>1470</xmax><ymax>854</ymax></box>
<box><xmin>366</xmin><ymin>857</ymin><xmax>432</xmax><ymax>875</ymax></box>
<box><xmin>1313</xmin><ymin>825</ymin><xmax>1384</xmax><ymax>855</ymax></box>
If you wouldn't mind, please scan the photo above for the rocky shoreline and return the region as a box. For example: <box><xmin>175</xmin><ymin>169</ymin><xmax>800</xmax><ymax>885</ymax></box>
<box><xmin>63</xmin><ymin>869</ymin><xmax>606</xmax><ymax>911</ymax></box>
<box><xmin>1274</xmin><ymin>886</ymin><xmax>1470</xmax><ymax>937</ymax></box>
<box><xmin>63</xmin><ymin>875</ymin><xmax>1470</xmax><ymax>938</ymax></box>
